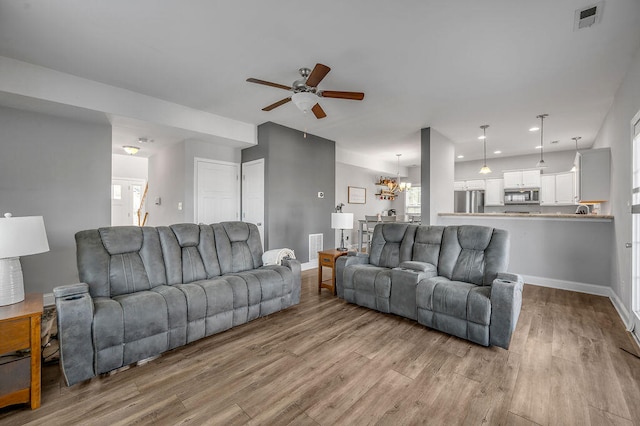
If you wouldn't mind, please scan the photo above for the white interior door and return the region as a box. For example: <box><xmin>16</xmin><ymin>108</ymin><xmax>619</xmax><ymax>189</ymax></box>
<box><xmin>242</xmin><ymin>159</ymin><xmax>265</xmax><ymax>248</ymax></box>
<box><xmin>195</xmin><ymin>158</ymin><xmax>240</xmax><ymax>224</ymax></box>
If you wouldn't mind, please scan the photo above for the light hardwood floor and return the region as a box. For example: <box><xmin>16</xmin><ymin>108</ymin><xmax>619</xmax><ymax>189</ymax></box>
<box><xmin>1</xmin><ymin>269</ymin><xmax>640</xmax><ymax>425</ymax></box>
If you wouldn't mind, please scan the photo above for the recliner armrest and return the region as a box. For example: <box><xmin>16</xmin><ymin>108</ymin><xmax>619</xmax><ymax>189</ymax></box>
<box><xmin>489</xmin><ymin>273</ymin><xmax>524</xmax><ymax>349</ymax></box>
<box><xmin>281</xmin><ymin>258</ymin><xmax>302</xmax><ymax>305</ymax></box>
<box><xmin>53</xmin><ymin>282</ymin><xmax>89</xmax><ymax>299</ymax></box>
<box><xmin>335</xmin><ymin>252</ymin><xmax>370</xmax><ymax>298</ymax></box>
<box><xmin>54</xmin><ymin>283</ymin><xmax>96</xmax><ymax>386</ymax></box>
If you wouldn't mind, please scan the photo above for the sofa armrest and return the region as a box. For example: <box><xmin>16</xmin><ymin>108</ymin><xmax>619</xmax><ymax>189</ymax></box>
<box><xmin>281</xmin><ymin>258</ymin><xmax>302</xmax><ymax>304</ymax></box>
<box><xmin>54</xmin><ymin>283</ymin><xmax>96</xmax><ymax>386</ymax></box>
<box><xmin>489</xmin><ymin>273</ymin><xmax>524</xmax><ymax>349</ymax></box>
<box><xmin>335</xmin><ymin>252</ymin><xmax>370</xmax><ymax>298</ymax></box>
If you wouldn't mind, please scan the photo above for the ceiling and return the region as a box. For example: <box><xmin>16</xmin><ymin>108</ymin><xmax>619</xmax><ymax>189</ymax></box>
<box><xmin>0</xmin><ymin>0</ymin><xmax>639</xmax><ymax>166</ymax></box>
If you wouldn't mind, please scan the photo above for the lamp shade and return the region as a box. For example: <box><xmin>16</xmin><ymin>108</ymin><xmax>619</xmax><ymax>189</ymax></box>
<box><xmin>292</xmin><ymin>92</ymin><xmax>316</xmax><ymax>113</ymax></box>
<box><xmin>0</xmin><ymin>214</ymin><xmax>50</xmax><ymax>259</ymax></box>
<box><xmin>331</xmin><ymin>212</ymin><xmax>354</xmax><ymax>230</ymax></box>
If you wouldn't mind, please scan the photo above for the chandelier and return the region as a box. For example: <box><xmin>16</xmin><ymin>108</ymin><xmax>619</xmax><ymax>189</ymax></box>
<box><xmin>385</xmin><ymin>154</ymin><xmax>411</xmax><ymax>193</ymax></box>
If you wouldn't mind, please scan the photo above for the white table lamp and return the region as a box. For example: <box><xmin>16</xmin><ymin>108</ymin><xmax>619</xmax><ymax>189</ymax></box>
<box><xmin>331</xmin><ymin>212</ymin><xmax>354</xmax><ymax>252</ymax></box>
<box><xmin>0</xmin><ymin>213</ymin><xmax>50</xmax><ymax>306</ymax></box>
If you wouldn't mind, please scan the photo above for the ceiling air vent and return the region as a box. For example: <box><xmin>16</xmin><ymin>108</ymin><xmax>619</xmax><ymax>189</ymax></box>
<box><xmin>574</xmin><ymin>2</ymin><xmax>604</xmax><ymax>31</ymax></box>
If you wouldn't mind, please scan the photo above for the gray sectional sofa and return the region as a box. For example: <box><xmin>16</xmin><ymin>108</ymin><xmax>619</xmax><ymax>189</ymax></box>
<box><xmin>336</xmin><ymin>223</ymin><xmax>523</xmax><ymax>349</ymax></box>
<box><xmin>53</xmin><ymin>221</ymin><xmax>301</xmax><ymax>386</ymax></box>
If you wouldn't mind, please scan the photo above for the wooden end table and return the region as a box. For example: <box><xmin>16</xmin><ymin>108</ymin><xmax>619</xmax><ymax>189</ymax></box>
<box><xmin>318</xmin><ymin>249</ymin><xmax>348</xmax><ymax>295</ymax></box>
<box><xmin>0</xmin><ymin>293</ymin><xmax>43</xmax><ymax>410</ymax></box>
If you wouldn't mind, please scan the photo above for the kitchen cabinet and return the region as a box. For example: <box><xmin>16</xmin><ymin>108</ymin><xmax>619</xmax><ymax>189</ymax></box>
<box><xmin>503</xmin><ymin>170</ymin><xmax>541</xmax><ymax>189</ymax></box>
<box><xmin>454</xmin><ymin>179</ymin><xmax>485</xmax><ymax>191</ymax></box>
<box><xmin>540</xmin><ymin>172</ymin><xmax>576</xmax><ymax>206</ymax></box>
<box><xmin>484</xmin><ymin>179</ymin><xmax>504</xmax><ymax>206</ymax></box>
<box><xmin>574</xmin><ymin>148</ymin><xmax>610</xmax><ymax>203</ymax></box>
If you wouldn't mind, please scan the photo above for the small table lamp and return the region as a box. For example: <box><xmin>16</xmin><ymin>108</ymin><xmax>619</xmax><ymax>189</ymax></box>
<box><xmin>331</xmin><ymin>212</ymin><xmax>354</xmax><ymax>252</ymax></box>
<box><xmin>0</xmin><ymin>213</ymin><xmax>50</xmax><ymax>306</ymax></box>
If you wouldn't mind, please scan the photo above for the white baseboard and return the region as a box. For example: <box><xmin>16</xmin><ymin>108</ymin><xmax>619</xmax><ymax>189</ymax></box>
<box><xmin>523</xmin><ymin>275</ymin><xmax>635</xmax><ymax>332</ymax></box>
<box><xmin>521</xmin><ymin>275</ymin><xmax>611</xmax><ymax>297</ymax></box>
<box><xmin>302</xmin><ymin>260</ymin><xmax>317</xmax><ymax>271</ymax></box>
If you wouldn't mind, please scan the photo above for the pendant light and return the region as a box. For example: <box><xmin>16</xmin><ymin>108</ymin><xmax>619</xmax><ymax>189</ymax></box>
<box><xmin>479</xmin><ymin>125</ymin><xmax>491</xmax><ymax>174</ymax></box>
<box><xmin>570</xmin><ymin>136</ymin><xmax>581</xmax><ymax>172</ymax></box>
<box><xmin>536</xmin><ymin>114</ymin><xmax>549</xmax><ymax>169</ymax></box>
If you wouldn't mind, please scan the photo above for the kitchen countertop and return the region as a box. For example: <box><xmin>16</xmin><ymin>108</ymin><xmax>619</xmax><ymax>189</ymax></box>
<box><xmin>439</xmin><ymin>212</ymin><xmax>613</xmax><ymax>221</ymax></box>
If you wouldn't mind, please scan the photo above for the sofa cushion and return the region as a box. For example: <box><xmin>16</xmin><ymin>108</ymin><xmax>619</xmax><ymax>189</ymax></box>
<box><xmin>369</xmin><ymin>223</ymin><xmax>415</xmax><ymax>268</ymax></box>
<box><xmin>412</xmin><ymin>226</ymin><xmax>444</xmax><ymax>265</ymax></box>
<box><xmin>214</xmin><ymin>222</ymin><xmax>264</xmax><ymax>274</ymax></box>
<box><xmin>437</xmin><ymin>225</ymin><xmax>509</xmax><ymax>286</ymax></box>
<box><xmin>416</xmin><ymin>276</ymin><xmax>491</xmax><ymax>325</ymax></box>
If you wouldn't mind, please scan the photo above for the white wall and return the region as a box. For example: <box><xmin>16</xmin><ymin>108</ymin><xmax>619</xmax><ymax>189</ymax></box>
<box><xmin>591</xmin><ymin>46</ymin><xmax>640</xmax><ymax>325</ymax></box>
<box><xmin>428</xmin><ymin>129</ymin><xmax>455</xmax><ymax>225</ymax></box>
<box><xmin>112</xmin><ymin>154</ymin><xmax>148</xmax><ymax>180</ymax></box>
<box><xmin>335</xmin><ymin>162</ymin><xmax>395</xmax><ymax>248</ymax></box>
<box><xmin>0</xmin><ymin>106</ymin><xmax>111</xmax><ymax>294</ymax></box>
<box><xmin>146</xmin><ymin>139</ymin><xmax>242</xmax><ymax>226</ymax></box>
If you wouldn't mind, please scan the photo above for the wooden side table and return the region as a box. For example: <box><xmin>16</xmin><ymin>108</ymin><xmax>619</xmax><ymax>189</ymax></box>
<box><xmin>0</xmin><ymin>293</ymin><xmax>43</xmax><ymax>410</ymax></box>
<box><xmin>318</xmin><ymin>249</ymin><xmax>348</xmax><ymax>295</ymax></box>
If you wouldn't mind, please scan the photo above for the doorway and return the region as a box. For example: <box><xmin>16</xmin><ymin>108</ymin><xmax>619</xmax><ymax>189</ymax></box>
<box><xmin>194</xmin><ymin>158</ymin><xmax>240</xmax><ymax>224</ymax></box>
<box><xmin>111</xmin><ymin>179</ymin><xmax>146</xmax><ymax>226</ymax></box>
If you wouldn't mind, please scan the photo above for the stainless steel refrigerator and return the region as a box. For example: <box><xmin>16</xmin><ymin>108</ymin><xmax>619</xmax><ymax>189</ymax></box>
<box><xmin>454</xmin><ymin>190</ymin><xmax>485</xmax><ymax>213</ymax></box>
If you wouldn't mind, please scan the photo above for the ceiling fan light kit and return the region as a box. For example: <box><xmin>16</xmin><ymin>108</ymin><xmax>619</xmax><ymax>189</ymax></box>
<box><xmin>247</xmin><ymin>63</ymin><xmax>364</xmax><ymax>120</ymax></box>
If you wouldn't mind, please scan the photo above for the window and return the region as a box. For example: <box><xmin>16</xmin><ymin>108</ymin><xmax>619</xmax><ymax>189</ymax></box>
<box><xmin>405</xmin><ymin>186</ymin><xmax>421</xmax><ymax>215</ymax></box>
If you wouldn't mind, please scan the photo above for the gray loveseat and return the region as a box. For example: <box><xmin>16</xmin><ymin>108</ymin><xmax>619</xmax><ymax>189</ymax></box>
<box><xmin>336</xmin><ymin>223</ymin><xmax>523</xmax><ymax>349</ymax></box>
<box><xmin>53</xmin><ymin>221</ymin><xmax>301</xmax><ymax>386</ymax></box>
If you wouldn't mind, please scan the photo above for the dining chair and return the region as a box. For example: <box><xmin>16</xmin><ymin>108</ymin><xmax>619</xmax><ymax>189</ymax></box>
<box><xmin>381</xmin><ymin>216</ymin><xmax>396</xmax><ymax>222</ymax></box>
<box><xmin>363</xmin><ymin>215</ymin><xmax>379</xmax><ymax>251</ymax></box>
<box><xmin>410</xmin><ymin>215</ymin><xmax>421</xmax><ymax>224</ymax></box>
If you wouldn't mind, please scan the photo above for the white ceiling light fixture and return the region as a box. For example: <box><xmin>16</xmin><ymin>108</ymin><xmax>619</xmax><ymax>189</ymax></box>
<box><xmin>479</xmin><ymin>125</ymin><xmax>491</xmax><ymax>174</ymax></box>
<box><xmin>291</xmin><ymin>92</ymin><xmax>318</xmax><ymax>115</ymax></box>
<box><xmin>529</xmin><ymin>127</ymin><xmax>540</xmax><ymax>132</ymax></box>
<box><xmin>123</xmin><ymin>146</ymin><xmax>140</xmax><ymax>155</ymax></box>
<box><xmin>570</xmin><ymin>136</ymin><xmax>582</xmax><ymax>171</ymax></box>
<box><xmin>457</xmin><ymin>155</ymin><xmax>464</xmax><ymax>159</ymax></box>
<box><xmin>494</xmin><ymin>150</ymin><xmax>502</xmax><ymax>154</ymax></box>
<box><xmin>536</xmin><ymin>114</ymin><xmax>549</xmax><ymax>169</ymax></box>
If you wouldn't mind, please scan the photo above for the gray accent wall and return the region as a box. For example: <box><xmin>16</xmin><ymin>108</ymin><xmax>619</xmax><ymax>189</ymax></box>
<box><xmin>0</xmin><ymin>105</ymin><xmax>111</xmax><ymax>294</ymax></box>
<box><xmin>243</xmin><ymin>122</ymin><xmax>335</xmax><ymax>262</ymax></box>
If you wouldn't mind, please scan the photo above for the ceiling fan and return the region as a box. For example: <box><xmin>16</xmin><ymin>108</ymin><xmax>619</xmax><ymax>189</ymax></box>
<box><xmin>246</xmin><ymin>63</ymin><xmax>365</xmax><ymax>119</ymax></box>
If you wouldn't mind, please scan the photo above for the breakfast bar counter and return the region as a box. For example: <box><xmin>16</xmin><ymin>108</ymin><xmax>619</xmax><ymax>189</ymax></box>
<box><xmin>436</xmin><ymin>212</ymin><xmax>615</xmax><ymax>293</ymax></box>
<box><xmin>439</xmin><ymin>212</ymin><xmax>613</xmax><ymax>222</ymax></box>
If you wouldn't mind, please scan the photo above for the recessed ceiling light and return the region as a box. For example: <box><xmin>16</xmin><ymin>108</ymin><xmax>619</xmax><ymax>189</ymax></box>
<box><xmin>494</xmin><ymin>150</ymin><xmax>502</xmax><ymax>154</ymax></box>
<box><xmin>529</xmin><ymin>127</ymin><xmax>540</xmax><ymax>132</ymax></box>
<box><xmin>457</xmin><ymin>155</ymin><xmax>464</xmax><ymax>159</ymax></box>
<box><xmin>478</xmin><ymin>135</ymin><xmax>486</xmax><ymax>140</ymax></box>
<box><xmin>535</xmin><ymin>145</ymin><xmax>542</xmax><ymax>149</ymax></box>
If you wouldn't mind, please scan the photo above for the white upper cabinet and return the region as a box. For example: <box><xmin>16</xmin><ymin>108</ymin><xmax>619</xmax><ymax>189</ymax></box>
<box><xmin>540</xmin><ymin>172</ymin><xmax>576</xmax><ymax>206</ymax></box>
<box><xmin>454</xmin><ymin>179</ymin><xmax>486</xmax><ymax>191</ymax></box>
<box><xmin>575</xmin><ymin>148</ymin><xmax>611</xmax><ymax>203</ymax></box>
<box><xmin>503</xmin><ymin>169</ymin><xmax>541</xmax><ymax>189</ymax></box>
<box><xmin>485</xmin><ymin>179</ymin><xmax>504</xmax><ymax>206</ymax></box>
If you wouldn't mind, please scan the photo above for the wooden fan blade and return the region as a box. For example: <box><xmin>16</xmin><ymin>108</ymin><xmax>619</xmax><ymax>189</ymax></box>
<box><xmin>311</xmin><ymin>103</ymin><xmax>327</xmax><ymax>119</ymax></box>
<box><xmin>262</xmin><ymin>97</ymin><xmax>291</xmax><ymax>111</ymax></box>
<box><xmin>319</xmin><ymin>90</ymin><xmax>365</xmax><ymax>100</ymax></box>
<box><xmin>305</xmin><ymin>63</ymin><xmax>331</xmax><ymax>87</ymax></box>
<box><xmin>247</xmin><ymin>78</ymin><xmax>291</xmax><ymax>91</ymax></box>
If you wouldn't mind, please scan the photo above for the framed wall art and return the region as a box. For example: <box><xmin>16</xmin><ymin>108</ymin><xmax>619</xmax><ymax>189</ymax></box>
<box><xmin>348</xmin><ymin>186</ymin><xmax>366</xmax><ymax>204</ymax></box>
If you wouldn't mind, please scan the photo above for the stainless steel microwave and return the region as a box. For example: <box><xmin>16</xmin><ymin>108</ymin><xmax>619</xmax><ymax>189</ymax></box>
<box><xmin>504</xmin><ymin>188</ymin><xmax>540</xmax><ymax>205</ymax></box>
